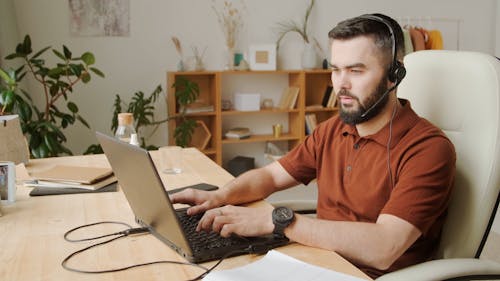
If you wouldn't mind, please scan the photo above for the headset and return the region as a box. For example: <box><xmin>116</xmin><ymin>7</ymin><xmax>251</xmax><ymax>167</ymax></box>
<box><xmin>358</xmin><ymin>13</ymin><xmax>407</xmax><ymax>118</ymax></box>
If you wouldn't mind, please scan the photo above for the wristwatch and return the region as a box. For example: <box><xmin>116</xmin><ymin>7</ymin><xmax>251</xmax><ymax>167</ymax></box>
<box><xmin>272</xmin><ymin>206</ymin><xmax>295</xmax><ymax>237</ymax></box>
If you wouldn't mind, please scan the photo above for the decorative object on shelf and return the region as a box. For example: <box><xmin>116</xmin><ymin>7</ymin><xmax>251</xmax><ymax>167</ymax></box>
<box><xmin>211</xmin><ymin>0</ymin><xmax>246</xmax><ymax>70</ymax></box>
<box><xmin>234</xmin><ymin>93</ymin><xmax>261</xmax><ymax>111</ymax></box>
<box><xmin>171</xmin><ymin>36</ymin><xmax>185</xmax><ymax>71</ymax></box>
<box><xmin>189</xmin><ymin>120</ymin><xmax>211</xmax><ymax>150</ymax></box>
<box><xmin>2</xmin><ymin>34</ymin><xmax>105</xmax><ymax>158</ymax></box>
<box><xmin>191</xmin><ymin>46</ymin><xmax>207</xmax><ymax>71</ymax></box>
<box><xmin>272</xmin><ymin>123</ymin><xmax>283</xmax><ymax>138</ymax></box>
<box><xmin>275</xmin><ymin>0</ymin><xmax>318</xmax><ymax>69</ymax></box>
<box><xmin>261</xmin><ymin>98</ymin><xmax>274</xmax><ymax>109</ymax></box>
<box><xmin>248</xmin><ymin>44</ymin><xmax>277</xmax><ymax>71</ymax></box>
<box><xmin>221</xmin><ymin>99</ymin><xmax>232</xmax><ymax>111</ymax></box>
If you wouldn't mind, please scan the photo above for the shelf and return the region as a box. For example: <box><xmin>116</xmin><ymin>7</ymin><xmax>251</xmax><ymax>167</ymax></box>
<box><xmin>168</xmin><ymin>70</ymin><xmax>336</xmax><ymax>166</ymax></box>
<box><xmin>305</xmin><ymin>107</ymin><xmax>338</xmax><ymax>113</ymax></box>
<box><xmin>221</xmin><ymin>108</ymin><xmax>299</xmax><ymax>115</ymax></box>
<box><xmin>222</xmin><ymin>133</ymin><xmax>299</xmax><ymax>144</ymax></box>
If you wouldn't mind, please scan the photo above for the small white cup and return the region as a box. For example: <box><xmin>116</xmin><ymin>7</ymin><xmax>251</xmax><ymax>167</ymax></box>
<box><xmin>0</xmin><ymin>161</ymin><xmax>16</xmax><ymax>203</ymax></box>
<box><xmin>160</xmin><ymin>146</ymin><xmax>183</xmax><ymax>174</ymax></box>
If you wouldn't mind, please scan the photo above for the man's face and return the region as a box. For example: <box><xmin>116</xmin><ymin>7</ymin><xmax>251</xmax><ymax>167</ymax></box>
<box><xmin>330</xmin><ymin>36</ymin><xmax>389</xmax><ymax>125</ymax></box>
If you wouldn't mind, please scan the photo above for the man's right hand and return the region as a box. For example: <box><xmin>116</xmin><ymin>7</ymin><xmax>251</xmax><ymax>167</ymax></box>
<box><xmin>170</xmin><ymin>188</ymin><xmax>225</xmax><ymax>215</ymax></box>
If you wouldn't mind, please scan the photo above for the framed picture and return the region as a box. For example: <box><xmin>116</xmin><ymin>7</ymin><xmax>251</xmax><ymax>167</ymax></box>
<box><xmin>248</xmin><ymin>44</ymin><xmax>276</xmax><ymax>71</ymax></box>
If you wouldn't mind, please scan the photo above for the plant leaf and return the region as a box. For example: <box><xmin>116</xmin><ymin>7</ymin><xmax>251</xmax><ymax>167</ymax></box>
<box><xmin>52</xmin><ymin>49</ymin><xmax>66</xmax><ymax>61</ymax></box>
<box><xmin>32</xmin><ymin>46</ymin><xmax>51</xmax><ymax>59</ymax></box>
<box><xmin>67</xmin><ymin>101</ymin><xmax>78</xmax><ymax>113</ymax></box>
<box><xmin>81</xmin><ymin>72</ymin><xmax>91</xmax><ymax>83</ymax></box>
<box><xmin>90</xmin><ymin>67</ymin><xmax>105</xmax><ymax>78</ymax></box>
<box><xmin>63</xmin><ymin>45</ymin><xmax>72</xmax><ymax>59</ymax></box>
<box><xmin>81</xmin><ymin>52</ymin><xmax>95</xmax><ymax>65</ymax></box>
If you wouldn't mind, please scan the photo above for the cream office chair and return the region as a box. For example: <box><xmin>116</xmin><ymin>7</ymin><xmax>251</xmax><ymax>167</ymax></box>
<box><xmin>377</xmin><ymin>50</ymin><xmax>500</xmax><ymax>280</ymax></box>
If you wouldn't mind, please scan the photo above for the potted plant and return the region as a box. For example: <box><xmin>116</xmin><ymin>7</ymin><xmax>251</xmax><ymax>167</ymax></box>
<box><xmin>275</xmin><ymin>0</ymin><xmax>318</xmax><ymax>69</ymax></box>
<box><xmin>3</xmin><ymin>35</ymin><xmax>104</xmax><ymax>158</ymax></box>
<box><xmin>171</xmin><ymin>77</ymin><xmax>200</xmax><ymax>147</ymax></box>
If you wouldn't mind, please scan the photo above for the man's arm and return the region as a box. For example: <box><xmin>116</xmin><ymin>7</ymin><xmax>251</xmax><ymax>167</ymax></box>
<box><xmin>170</xmin><ymin>161</ymin><xmax>299</xmax><ymax>215</ymax></box>
<box><xmin>286</xmin><ymin>213</ymin><xmax>421</xmax><ymax>270</ymax></box>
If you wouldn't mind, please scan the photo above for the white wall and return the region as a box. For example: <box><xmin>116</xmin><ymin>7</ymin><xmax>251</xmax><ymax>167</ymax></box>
<box><xmin>4</xmin><ymin>0</ymin><xmax>498</xmax><ymax>154</ymax></box>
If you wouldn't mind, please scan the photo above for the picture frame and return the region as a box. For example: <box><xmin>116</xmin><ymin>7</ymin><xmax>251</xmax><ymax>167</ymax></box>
<box><xmin>0</xmin><ymin>161</ymin><xmax>16</xmax><ymax>203</ymax></box>
<box><xmin>248</xmin><ymin>44</ymin><xmax>276</xmax><ymax>71</ymax></box>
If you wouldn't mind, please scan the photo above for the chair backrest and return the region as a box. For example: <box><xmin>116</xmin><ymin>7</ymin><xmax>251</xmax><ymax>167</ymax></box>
<box><xmin>397</xmin><ymin>50</ymin><xmax>500</xmax><ymax>259</ymax></box>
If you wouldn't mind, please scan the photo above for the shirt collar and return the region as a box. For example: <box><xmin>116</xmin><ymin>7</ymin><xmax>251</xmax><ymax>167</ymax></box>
<box><xmin>341</xmin><ymin>99</ymin><xmax>420</xmax><ymax>148</ymax></box>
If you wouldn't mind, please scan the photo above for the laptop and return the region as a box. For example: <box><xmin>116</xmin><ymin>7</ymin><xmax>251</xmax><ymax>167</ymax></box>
<box><xmin>96</xmin><ymin>132</ymin><xmax>289</xmax><ymax>263</ymax></box>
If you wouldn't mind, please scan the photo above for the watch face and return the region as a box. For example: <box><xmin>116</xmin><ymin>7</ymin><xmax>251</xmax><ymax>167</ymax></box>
<box><xmin>275</xmin><ymin>206</ymin><xmax>294</xmax><ymax>223</ymax></box>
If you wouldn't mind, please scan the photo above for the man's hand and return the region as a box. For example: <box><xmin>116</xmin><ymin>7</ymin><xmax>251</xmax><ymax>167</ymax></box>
<box><xmin>197</xmin><ymin>205</ymin><xmax>275</xmax><ymax>237</ymax></box>
<box><xmin>170</xmin><ymin>188</ymin><xmax>224</xmax><ymax>215</ymax></box>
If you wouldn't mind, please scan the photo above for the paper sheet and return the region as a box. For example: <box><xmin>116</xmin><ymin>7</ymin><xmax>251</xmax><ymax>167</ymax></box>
<box><xmin>203</xmin><ymin>250</ymin><xmax>367</xmax><ymax>281</ymax></box>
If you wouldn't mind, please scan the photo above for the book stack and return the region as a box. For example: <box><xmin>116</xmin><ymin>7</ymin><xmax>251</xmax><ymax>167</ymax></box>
<box><xmin>278</xmin><ymin>87</ymin><xmax>300</xmax><ymax>110</ymax></box>
<box><xmin>182</xmin><ymin>102</ymin><xmax>214</xmax><ymax>114</ymax></box>
<box><xmin>305</xmin><ymin>113</ymin><xmax>318</xmax><ymax>135</ymax></box>
<box><xmin>225</xmin><ymin>127</ymin><xmax>251</xmax><ymax>139</ymax></box>
<box><xmin>26</xmin><ymin>165</ymin><xmax>117</xmax><ymax>191</ymax></box>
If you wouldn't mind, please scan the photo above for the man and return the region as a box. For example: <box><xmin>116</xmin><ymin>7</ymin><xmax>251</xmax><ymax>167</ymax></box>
<box><xmin>171</xmin><ymin>13</ymin><xmax>456</xmax><ymax>278</ymax></box>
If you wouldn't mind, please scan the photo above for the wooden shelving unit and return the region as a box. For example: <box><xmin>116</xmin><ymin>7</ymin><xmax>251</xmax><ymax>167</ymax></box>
<box><xmin>167</xmin><ymin>70</ymin><xmax>337</xmax><ymax>166</ymax></box>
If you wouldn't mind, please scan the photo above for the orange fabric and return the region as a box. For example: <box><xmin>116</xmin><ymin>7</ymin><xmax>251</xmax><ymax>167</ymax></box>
<box><xmin>426</xmin><ymin>30</ymin><xmax>444</xmax><ymax>50</ymax></box>
<box><xmin>409</xmin><ymin>28</ymin><xmax>426</xmax><ymax>51</ymax></box>
<box><xmin>279</xmin><ymin>99</ymin><xmax>456</xmax><ymax>278</ymax></box>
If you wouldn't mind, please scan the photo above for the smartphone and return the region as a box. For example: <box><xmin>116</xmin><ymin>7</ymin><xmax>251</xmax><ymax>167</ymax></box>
<box><xmin>167</xmin><ymin>183</ymin><xmax>219</xmax><ymax>195</ymax></box>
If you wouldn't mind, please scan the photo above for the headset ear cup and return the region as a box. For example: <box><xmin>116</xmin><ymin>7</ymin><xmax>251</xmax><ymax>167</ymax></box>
<box><xmin>389</xmin><ymin>61</ymin><xmax>406</xmax><ymax>83</ymax></box>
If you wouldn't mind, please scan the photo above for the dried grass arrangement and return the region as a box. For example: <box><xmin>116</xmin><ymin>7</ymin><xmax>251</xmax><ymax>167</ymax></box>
<box><xmin>211</xmin><ymin>0</ymin><xmax>246</xmax><ymax>51</ymax></box>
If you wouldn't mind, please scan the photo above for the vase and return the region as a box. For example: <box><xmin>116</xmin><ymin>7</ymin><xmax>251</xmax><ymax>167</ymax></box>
<box><xmin>301</xmin><ymin>42</ymin><xmax>318</xmax><ymax>69</ymax></box>
<box><xmin>224</xmin><ymin>47</ymin><xmax>235</xmax><ymax>70</ymax></box>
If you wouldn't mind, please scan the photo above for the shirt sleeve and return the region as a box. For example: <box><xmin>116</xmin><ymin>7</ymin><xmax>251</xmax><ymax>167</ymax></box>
<box><xmin>381</xmin><ymin>134</ymin><xmax>456</xmax><ymax>236</ymax></box>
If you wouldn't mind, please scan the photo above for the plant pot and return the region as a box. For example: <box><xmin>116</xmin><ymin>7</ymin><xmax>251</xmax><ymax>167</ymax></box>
<box><xmin>301</xmin><ymin>42</ymin><xmax>318</xmax><ymax>69</ymax></box>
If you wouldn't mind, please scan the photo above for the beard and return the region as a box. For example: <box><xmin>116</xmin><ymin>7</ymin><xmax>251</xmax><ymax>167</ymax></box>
<box><xmin>338</xmin><ymin>76</ymin><xmax>390</xmax><ymax>125</ymax></box>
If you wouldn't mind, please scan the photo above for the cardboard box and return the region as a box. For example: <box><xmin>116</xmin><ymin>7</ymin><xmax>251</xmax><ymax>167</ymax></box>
<box><xmin>234</xmin><ymin>93</ymin><xmax>261</xmax><ymax>111</ymax></box>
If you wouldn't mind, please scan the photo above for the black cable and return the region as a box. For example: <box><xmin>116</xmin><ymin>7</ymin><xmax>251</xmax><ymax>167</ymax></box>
<box><xmin>63</xmin><ymin>221</ymin><xmax>134</xmax><ymax>242</ymax></box>
<box><xmin>61</xmin><ymin>221</ymin><xmax>257</xmax><ymax>280</ymax></box>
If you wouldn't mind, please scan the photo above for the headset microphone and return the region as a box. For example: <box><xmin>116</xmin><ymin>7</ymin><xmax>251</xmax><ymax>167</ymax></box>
<box><xmin>359</xmin><ymin>78</ymin><xmax>402</xmax><ymax>118</ymax></box>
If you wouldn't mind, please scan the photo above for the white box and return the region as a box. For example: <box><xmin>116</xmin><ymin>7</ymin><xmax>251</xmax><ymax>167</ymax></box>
<box><xmin>234</xmin><ymin>93</ymin><xmax>261</xmax><ymax>111</ymax></box>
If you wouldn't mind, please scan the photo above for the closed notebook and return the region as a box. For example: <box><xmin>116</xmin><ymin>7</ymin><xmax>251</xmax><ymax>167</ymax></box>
<box><xmin>30</xmin><ymin>165</ymin><xmax>113</xmax><ymax>184</ymax></box>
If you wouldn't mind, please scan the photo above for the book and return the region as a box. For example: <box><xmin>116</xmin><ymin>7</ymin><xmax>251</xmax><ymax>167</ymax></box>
<box><xmin>305</xmin><ymin>113</ymin><xmax>318</xmax><ymax>135</ymax></box>
<box><xmin>182</xmin><ymin>102</ymin><xmax>214</xmax><ymax>113</ymax></box>
<box><xmin>30</xmin><ymin>165</ymin><xmax>113</xmax><ymax>184</ymax></box>
<box><xmin>225</xmin><ymin>127</ymin><xmax>251</xmax><ymax>139</ymax></box>
<box><xmin>278</xmin><ymin>87</ymin><xmax>300</xmax><ymax>109</ymax></box>
<box><xmin>321</xmin><ymin>85</ymin><xmax>334</xmax><ymax>107</ymax></box>
<box><xmin>25</xmin><ymin>174</ymin><xmax>117</xmax><ymax>191</ymax></box>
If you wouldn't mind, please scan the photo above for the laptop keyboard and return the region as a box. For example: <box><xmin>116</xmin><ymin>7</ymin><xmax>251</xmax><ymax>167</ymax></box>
<box><xmin>176</xmin><ymin>209</ymin><xmax>247</xmax><ymax>253</ymax></box>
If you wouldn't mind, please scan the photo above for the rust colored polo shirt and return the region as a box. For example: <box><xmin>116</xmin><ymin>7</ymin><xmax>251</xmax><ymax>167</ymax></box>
<box><xmin>278</xmin><ymin>99</ymin><xmax>456</xmax><ymax>278</ymax></box>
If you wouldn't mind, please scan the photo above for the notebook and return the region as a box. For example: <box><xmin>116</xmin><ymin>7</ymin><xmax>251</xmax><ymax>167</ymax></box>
<box><xmin>96</xmin><ymin>132</ymin><xmax>289</xmax><ymax>263</ymax></box>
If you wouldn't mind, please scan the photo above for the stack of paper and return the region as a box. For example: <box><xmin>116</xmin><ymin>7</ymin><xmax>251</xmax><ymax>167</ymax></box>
<box><xmin>203</xmin><ymin>250</ymin><xmax>367</xmax><ymax>281</ymax></box>
<box><xmin>26</xmin><ymin>165</ymin><xmax>117</xmax><ymax>190</ymax></box>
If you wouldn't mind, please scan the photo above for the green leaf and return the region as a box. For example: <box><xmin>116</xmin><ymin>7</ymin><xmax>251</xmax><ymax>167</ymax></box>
<box><xmin>67</xmin><ymin>101</ymin><xmax>78</xmax><ymax>113</ymax></box>
<box><xmin>76</xmin><ymin>115</ymin><xmax>90</xmax><ymax>128</ymax></box>
<box><xmin>22</xmin><ymin>35</ymin><xmax>32</xmax><ymax>54</ymax></box>
<box><xmin>5</xmin><ymin>53</ymin><xmax>22</xmax><ymax>60</ymax></box>
<box><xmin>81</xmin><ymin>52</ymin><xmax>95</xmax><ymax>65</ymax></box>
<box><xmin>31</xmin><ymin>46</ymin><xmax>51</xmax><ymax>59</ymax></box>
<box><xmin>52</xmin><ymin>49</ymin><xmax>66</xmax><ymax>61</ymax></box>
<box><xmin>90</xmin><ymin>67</ymin><xmax>105</xmax><ymax>78</ymax></box>
<box><xmin>47</xmin><ymin>67</ymin><xmax>63</xmax><ymax>78</ymax></box>
<box><xmin>69</xmin><ymin>64</ymin><xmax>83</xmax><ymax>77</ymax></box>
<box><xmin>81</xmin><ymin>72</ymin><xmax>91</xmax><ymax>83</ymax></box>
<box><xmin>63</xmin><ymin>45</ymin><xmax>72</xmax><ymax>59</ymax></box>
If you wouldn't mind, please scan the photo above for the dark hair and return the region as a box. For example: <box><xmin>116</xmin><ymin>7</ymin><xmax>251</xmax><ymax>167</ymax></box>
<box><xmin>328</xmin><ymin>13</ymin><xmax>405</xmax><ymax>66</ymax></box>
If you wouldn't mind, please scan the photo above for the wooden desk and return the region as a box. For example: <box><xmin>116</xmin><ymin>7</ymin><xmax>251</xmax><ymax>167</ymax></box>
<box><xmin>0</xmin><ymin>149</ymin><xmax>371</xmax><ymax>280</ymax></box>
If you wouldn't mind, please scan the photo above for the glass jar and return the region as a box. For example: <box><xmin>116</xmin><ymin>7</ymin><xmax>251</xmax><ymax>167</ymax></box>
<box><xmin>115</xmin><ymin>113</ymin><xmax>138</xmax><ymax>145</ymax></box>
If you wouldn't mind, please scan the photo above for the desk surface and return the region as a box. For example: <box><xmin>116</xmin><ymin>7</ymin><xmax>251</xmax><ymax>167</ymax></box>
<box><xmin>0</xmin><ymin>149</ymin><xmax>371</xmax><ymax>281</ymax></box>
